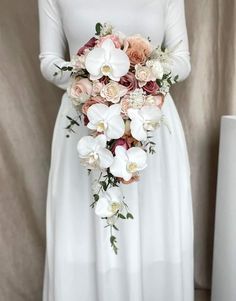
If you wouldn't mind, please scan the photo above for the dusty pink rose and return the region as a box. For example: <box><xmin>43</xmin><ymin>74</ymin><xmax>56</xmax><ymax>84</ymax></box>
<box><xmin>96</xmin><ymin>34</ymin><xmax>122</xmax><ymax>48</ymax></box>
<box><xmin>82</xmin><ymin>97</ymin><xmax>105</xmax><ymax>114</ymax></box>
<box><xmin>119</xmin><ymin>72</ymin><xmax>138</xmax><ymax>92</ymax></box>
<box><xmin>99</xmin><ymin>76</ymin><xmax>110</xmax><ymax>85</ymax></box>
<box><xmin>142</xmin><ymin>81</ymin><xmax>159</xmax><ymax>95</ymax></box>
<box><xmin>110</xmin><ymin>138</ymin><xmax>129</xmax><ymax>154</ymax></box>
<box><xmin>77</xmin><ymin>37</ymin><xmax>97</xmax><ymax>55</ymax></box>
<box><xmin>124</xmin><ymin>35</ymin><xmax>153</xmax><ymax>65</ymax></box>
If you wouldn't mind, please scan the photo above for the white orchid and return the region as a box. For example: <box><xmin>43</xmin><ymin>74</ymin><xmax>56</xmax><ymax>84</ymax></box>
<box><xmin>95</xmin><ymin>187</ymin><xmax>124</xmax><ymax>218</ymax></box>
<box><xmin>110</xmin><ymin>146</ymin><xmax>147</xmax><ymax>181</ymax></box>
<box><xmin>87</xmin><ymin>103</ymin><xmax>125</xmax><ymax>140</ymax></box>
<box><xmin>85</xmin><ymin>39</ymin><xmax>130</xmax><ymax>81</ymax></box>
<box><xmin>77</xmin><ymin>134</ymin><xmax>113</xmax><ymax>169</ymax></box>
<box><xmin>127</xmin><ymin>106</ymin><xmax>162</xmax><ymax>141</ymax></box>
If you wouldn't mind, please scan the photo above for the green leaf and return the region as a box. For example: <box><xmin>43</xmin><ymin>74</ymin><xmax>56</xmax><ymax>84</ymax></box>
<box><xmin>95</xmin><ymin>22</ymin><xmax>103</xmax><ymax>35</ymax></box>
<box><xmin>110</xmin><ymin>235</ymin><xmax>116</xmax><ymax>244</ymax></box>
<box><xmin>126</xmin><ymin>213</ymin><xmax>134</xmax><ymax>219</ymax></box>
<box><xmin>113</xmin><ymin>225</ymin><xmax>119</xmax><ymax>231</ymax></box>
<box><xmin>118</xmin><ymin>213</ymin><xmax>126</xmax><ymax>219</ymax></box>
<box><xmin>99</xmin><ymin>181</ymin><xmax>107</xmax><ymax>191</ymax></box>
<box><xmin>93</xmin><ymin>194</ymin><xmax>99</xmax><ymax>202</ymax></box>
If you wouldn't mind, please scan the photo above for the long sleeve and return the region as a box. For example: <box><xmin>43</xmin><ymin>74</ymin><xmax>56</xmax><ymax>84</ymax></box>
<box><xmin>38</xmin><ymin>0</ymin><xmax>70</xmax><ymax>90</ymax></box>
<box><xmin>163</xmin><ymin>0</ymin><xmax>191</xmax><ymax>82</ymax></box>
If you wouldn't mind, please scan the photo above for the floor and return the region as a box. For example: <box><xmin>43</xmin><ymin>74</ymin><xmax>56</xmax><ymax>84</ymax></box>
<box><xmin>195</xmin><ymin>289</ymin><xmax>211</xmax><ymax>301</ymax></box>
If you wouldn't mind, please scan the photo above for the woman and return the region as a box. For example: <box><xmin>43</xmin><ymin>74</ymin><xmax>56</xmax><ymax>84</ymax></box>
<box><xmin>38</xmin><ymin>0</ymin><xmax>194</xmax><ymax>300</ymax></box>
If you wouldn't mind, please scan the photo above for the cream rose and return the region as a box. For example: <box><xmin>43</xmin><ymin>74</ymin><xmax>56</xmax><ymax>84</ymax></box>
<box><xmin>100</xmin><ymin>81</ymin><xmax>128</xmax><ymax>103</ymax></box>
<box><xmin>135</xmin><ymin>64</ymin><xmax>155</xmax><ymax>86</ymax></box>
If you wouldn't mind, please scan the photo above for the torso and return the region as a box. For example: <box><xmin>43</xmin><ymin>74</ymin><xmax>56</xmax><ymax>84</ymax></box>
<box><xmin>57</xmin><ymin>0</ymin><xmax>167</xmax><ymax>56</ymax></box>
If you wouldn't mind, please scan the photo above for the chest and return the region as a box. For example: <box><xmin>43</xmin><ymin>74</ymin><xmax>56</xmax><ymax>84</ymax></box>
<box><xmin>58</xmin><ymin>0</ymin><xmax>166</xmax><ymax>54</ymax></box>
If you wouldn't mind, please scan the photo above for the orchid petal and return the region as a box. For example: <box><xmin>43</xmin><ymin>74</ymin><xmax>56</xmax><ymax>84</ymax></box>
<box><xmin>87</xmin><ymin>104</ymin><xmax>108</xmax><ymax>123</ymax></box>
<box><xmin>106</xmin><ymin>115</ymin><xmax>125</xmax><ymax>139</ymax></box>
<box><xmin>77</xmin><ymin>136</ymin><xmax>94</xmax><ymax>157</ymax></box>
<box><xmin>85</xmin><ymin>48</ymin><xmax>105</xmax><ymax>76</ymax></box>
<box><xmin>130</xmin><ymin>118</ymin><xmax>147</xmax><ymax>141</ymax></box>
<box><xmin>95</xmin><ymin>196</ymin><xmax>113</xmax><ymax>217</ymax></box>
<box><xmin>127</xmin><ymin>147</ymin><xmax>147</xmax><ymax>170</ymax></box>
<box><xmin>110</xmin><ymin>50</ymin><xmax>130</xmax><ymax>78</ymax></box>
<box><xmin>97</xmin><ymin>148</ymin><xmax>113</xmax><ymax>169</ymax></box>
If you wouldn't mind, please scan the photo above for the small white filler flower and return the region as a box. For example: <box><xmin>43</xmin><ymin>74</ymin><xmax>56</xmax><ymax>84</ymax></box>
<box><xmin>77</xmin><ymin>134</ymin><xmax>113</xmax><ymax>169</ymax></box>
<box><xmin>110</xmin><ymin>146</ymin><xmax>147</xmax><ymax>181</ymax></box>
<box><xmin>87</xmin><ymin>103</ymin><xmax>125</xmax><ymax>140</ymax></box>
<box><xmin>85</xmin><ymin>39</ymin><xmax>130</xmax><ymax>81</ymax></box>
<box><xmin>95</xmin><ymin>187</ymin><xmax>124</xmax><ymax>218</ymax></box>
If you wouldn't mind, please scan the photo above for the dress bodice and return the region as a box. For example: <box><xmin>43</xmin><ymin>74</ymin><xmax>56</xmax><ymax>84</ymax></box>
<box><xmin>38</xmin><ymin>0</ymin><xmax>191</xmax><ymax>90</ymax></box>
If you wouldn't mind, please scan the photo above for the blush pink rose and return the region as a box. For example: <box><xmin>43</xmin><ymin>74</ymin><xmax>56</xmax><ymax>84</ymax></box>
<box><xmin>142</xmin><ymin>81</ymin><xmax>159</xmax><ymax>95</ymax></box>
<box><xmin>96</xmin><ymin>34</ymin><xmax>122</xmax><ymax>48</ymax></box>
<box><xmin>119</xmin><ymin>72</ymin><xmax>138</xmax><ymax>92</ymax></box>
<box><xmin>77</xmin><ymin>37</ymin><xmax>97</xmax><ymax>55</ymax></box>
<box><xmin>69</xmin><ymin>78</ymin><xmax>93</xmax><ymax>99</ymax></box>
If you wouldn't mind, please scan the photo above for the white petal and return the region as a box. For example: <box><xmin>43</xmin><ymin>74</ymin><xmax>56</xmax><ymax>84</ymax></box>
<box><xmin>106</xmin><ymin>115</ymin><xmax>125</xmax><ymax>139</ymax></box>
<box><xmin>110</xmin><ymin>155</ymin><xmax>132</xmax><ymax>181</ymax></box>
<box><xmin>85</xmin><ymin>48</ymin><xmax>105</xmax><ymax>76</ymax></box>
<box><xmin>127</xmin><ymin>108</ymin><xmax>142</xmax><ymax>121</ymax></box>
<box><xmin>97</xmin><ymin>148</ymin><xmax>114</xmax><ymax>169</ymax></box>
<box><xmin>110</xmin><ymin>147</ymin><xmax>131</xmax><ymax>181</ymax></box>
<box><xmin>87</xmin><ymin>103</ymin><xmax>108</xmax><ymax>124</ymax></box>
<box><xmin>107</xmin><ymin>187</ymin><xmax>123</xmax><ymax>203</ymax></box>
<box><xmin>130</xmin><ymin>118</ymin><xmax>147</xmax><ymax>141</ymax></box>
<box><xmin>95</xmin><ymin>196</ymin><xmax>113</xmax><ymax>218</ymax></box>
<box><xmin>77</xmin><ymin>136</ymin><xmax>94</xmax><ymax>157</ymax></box>
<box><xmin>127</xmin><ymin>147</ymin><xmax>147</xmax><ymax>170</ymax></box>
<box><xmin>106</xmin><ymin>104</ymin><xmax>122</xmax><ymax>118</ymax></box>
<box><xmin>109</xmin><ymin>49</ymin><xmax>130</xmax><ymax>78</ymax></box>
<box><xmin>141</xmin><ymin>106</ymin><xmax>162</xmax><ymax>121</ymax></box>
<box><xmin>94</xmin><ymin>134</ymin><xmax>107</xmax><ymax>149</ymax></box>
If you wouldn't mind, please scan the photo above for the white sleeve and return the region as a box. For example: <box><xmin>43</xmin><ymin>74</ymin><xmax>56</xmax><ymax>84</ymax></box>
<box><xmin>163</xmin><ymin>0</ymin><xmax>191</xmax><ymax>82</ymax></box>
<box><xmin>38</xmin><ymin>0</ymin><xmax>70</xmax><ymax>90</ymax></box>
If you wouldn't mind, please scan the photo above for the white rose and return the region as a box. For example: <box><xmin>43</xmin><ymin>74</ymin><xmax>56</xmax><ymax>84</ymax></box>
<box><xmin>146</xmin><ymin>59</ymin><xmax>164</xmax><ymax>80</ymax></box>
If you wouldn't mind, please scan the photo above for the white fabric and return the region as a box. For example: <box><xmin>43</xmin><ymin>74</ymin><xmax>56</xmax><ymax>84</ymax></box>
<box><xmin>38</xmin><ymin>0</ymin><xmax>194</xmax><ymax>300</ymax></box>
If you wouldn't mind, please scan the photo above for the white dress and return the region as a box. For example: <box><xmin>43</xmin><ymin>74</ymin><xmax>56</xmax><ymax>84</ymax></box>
<box><xmin>38</xmin><ymin>0</ymin><xmax>194</xmax><ymax>300</ymax></box>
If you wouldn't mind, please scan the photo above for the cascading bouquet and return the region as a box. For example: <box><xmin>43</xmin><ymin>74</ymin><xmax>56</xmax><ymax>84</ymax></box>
<box><xmin>54</xmin><ymin>22</ymin><xmax>178</xmax><ymax>254</ymax></box>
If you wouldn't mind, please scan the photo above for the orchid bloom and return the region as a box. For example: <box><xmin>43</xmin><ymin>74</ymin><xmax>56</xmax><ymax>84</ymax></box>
<box><xmin>85</xmin><ymin>39</ymin><xmax>130</xmax><ymax>81</ymax></box>
<box><xmin>95</xmin><ymin>187</ymin><xmax>124</xmax><ymax>218</ymax></box>
<box><xmin>77</xmin><ymin>134</ymin><xmax>113</xmax><ymax>169</ymax></box>
<box><xmin>110</xmin><ymin>146</ymin><xmax>147</xmax><ymax>181</ymax></box>
<box><xmin>87</xmin><ymin>103</ymin><xmax>125</xmax><ymax>140</ymax></box>
<box><xmin>127</xmin><ymin>106</ymin><xmax>162</xmax><ymax>141</ymax></box>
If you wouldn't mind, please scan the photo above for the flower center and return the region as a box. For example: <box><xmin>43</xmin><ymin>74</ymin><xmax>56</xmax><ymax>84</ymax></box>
<box><xmin>101</xmin><ymin>64</ymin><xmax>112</xmax><ymax>75</ymax></box>
<box><xmin>127</xmin><ymin>162</ymin><xmax>138</xmax><ymax>173</ymax></box>
<box><xmin>96</xmin><ymin>120</ymin><xmax>107</xmax><ymax>132</ymax></box>
<box><xmin>111</xmin><ymin>202</ymin><xmax>121</xmax><ymax>214</ymax></box>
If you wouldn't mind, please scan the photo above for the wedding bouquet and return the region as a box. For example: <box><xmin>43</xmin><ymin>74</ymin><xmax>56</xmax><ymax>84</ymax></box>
<box><xmin>54</xmin><ymin>22</ymin><xmax>178</xmax><ymax>253</ymax></box>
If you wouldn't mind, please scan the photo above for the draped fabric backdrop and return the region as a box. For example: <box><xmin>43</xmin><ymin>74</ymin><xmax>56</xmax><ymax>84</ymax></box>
<box><xmin>0</xmin><ymin>0</ymin><xmax>235</xmax><ymax>300</ymax></box>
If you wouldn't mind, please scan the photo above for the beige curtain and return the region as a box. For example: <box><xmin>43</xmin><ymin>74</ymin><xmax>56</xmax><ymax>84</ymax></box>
<box><xmin>0</xmin><ymin>0</ymin><xmax>235</xmax><ymax>299</ymax></box>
